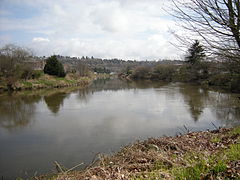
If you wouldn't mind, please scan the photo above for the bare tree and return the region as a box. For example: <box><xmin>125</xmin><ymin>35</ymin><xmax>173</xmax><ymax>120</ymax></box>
<box><xmin>76</xmin><ymin>61</ymin><xmax>90</xmax><ymax>76</ymax></box>
<box><xmin>170</xmin><ymin>0</ymin><xmax>240</xmax><ymax>61</ymax></box>
<box><xmin>0</xmin><ymin>44</ymin><xmax>32</xmax><ymax>88</ymax></box>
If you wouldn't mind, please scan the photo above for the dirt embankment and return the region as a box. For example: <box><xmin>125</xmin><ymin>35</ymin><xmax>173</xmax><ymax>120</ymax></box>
<box><xmin>37</xmin><ymin>127</ymin><xmax>240</xmax><ymax>180</ymax></box>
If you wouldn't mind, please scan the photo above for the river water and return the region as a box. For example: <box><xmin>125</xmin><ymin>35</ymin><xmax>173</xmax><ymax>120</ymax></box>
<box><xmin>0</xmin><ymin>78</ymin><xmax>240</xmax><ymax>179</ymax></box>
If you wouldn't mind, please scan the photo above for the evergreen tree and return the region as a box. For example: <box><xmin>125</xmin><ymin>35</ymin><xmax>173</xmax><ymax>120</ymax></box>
<box><xmin>185</xmin><ymin>40</ymin><xmax>205</xmax><ymax>65</ymax></box>
<box><xmin>44</xmin><ymin>55</ymin><xmax>66</xmax><ymax>77</ymax></box>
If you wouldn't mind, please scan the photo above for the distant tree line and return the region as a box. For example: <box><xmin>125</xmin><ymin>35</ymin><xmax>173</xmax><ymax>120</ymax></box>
<box><xmin>93</xmin><ymin>67</ymin><xmax>111</xmax><ymax>74</ymax></box>
<box><xmin>121</xmin><ymin>40</ymin><xmax>240</xmax><ymax>92</ymax></box>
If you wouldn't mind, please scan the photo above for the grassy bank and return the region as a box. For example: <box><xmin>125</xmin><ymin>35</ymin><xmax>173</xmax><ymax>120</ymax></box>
<box><xmin>0</xmin><ymin>73</ymin><xmax>94</xmax><ymax>92</ymax></box>
<box><xmin>35</xmin><ymin>126</ymin><xmax>240</xmax><ymax>180</ymax></box>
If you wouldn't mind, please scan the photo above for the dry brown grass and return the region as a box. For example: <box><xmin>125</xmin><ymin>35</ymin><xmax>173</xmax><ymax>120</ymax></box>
<box><xmin>45</xmin><ymin>127</ymin><xmax>240</xmax><ymax>180</ymax></box>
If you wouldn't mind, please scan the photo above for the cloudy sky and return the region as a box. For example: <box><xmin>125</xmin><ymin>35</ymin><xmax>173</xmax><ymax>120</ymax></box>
<box><xmin>0</xmin><ymin>0</ymin><xmax>183</xmax><ymax>60</ymax></box>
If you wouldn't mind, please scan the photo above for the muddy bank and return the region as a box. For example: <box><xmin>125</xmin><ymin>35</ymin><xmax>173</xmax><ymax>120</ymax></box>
<box><xmin>36</xmin><ymin>127</ymin><xmax>240</xmax><ymax>180</ymax></box>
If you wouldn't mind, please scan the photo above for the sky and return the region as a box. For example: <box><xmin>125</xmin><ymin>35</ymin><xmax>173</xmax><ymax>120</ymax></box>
<box><xmin>0</xmin><ymin>0</ymin><xmax>183</xmax><ymax>60</ymax></box>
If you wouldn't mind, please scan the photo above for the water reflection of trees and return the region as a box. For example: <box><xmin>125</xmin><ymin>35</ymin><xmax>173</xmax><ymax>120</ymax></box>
<box><xmin>131</xmin><ymin>80</ymin><xmax>169</xmax><ymax>89</ymax></box>
<box><xmin>78</xmin><ymin>88</ymin><xmax>92</xmax><ymax>104</ymax></box>
<box><xmin>179</xmin><ymin>84</ymin><xmax>240</xmax><ymax>125</ymax></box>
<box><xmin>44</xmin><ymin>92</ymin><xmax>68</xmax><ymax>114</ymax></box>
<box><xmin>179</xmin><ymin>85</ymin><xmax>208</xmax><ymax>122</ymax></box>
<box><xmin>207</xmin><ymin>93</ymin><xmax>240</xmax><ymax>127</ymax></box>
<box><xmin>89</xmin><ymin>78</ymin><xmax>133</xmax><ymax>91</ymax></box>
<box><xmin>89</xmin><ymin>78</ymin><xmax>169</xmax><ymax>92</ymax></box>
<box><xmin>0</xmin><ymin>95</ymin><xmax>41</xmax><ymax>130</ymax></box>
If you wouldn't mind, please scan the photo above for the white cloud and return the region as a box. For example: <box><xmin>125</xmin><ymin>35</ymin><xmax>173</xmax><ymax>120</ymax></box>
<box><xmin>0</xmin><ymin>0</ymin><xmax>182</xmax><ymax>60</ymax></box>
<box><xmin>90</xmin><ymin>1</ymin><xmax>128</xmax><ymax>33</ymax></box>
<box><xmin>32</xmin><ymin>37</ymin><xmax>50</xmax><ymax>42</ymax></box>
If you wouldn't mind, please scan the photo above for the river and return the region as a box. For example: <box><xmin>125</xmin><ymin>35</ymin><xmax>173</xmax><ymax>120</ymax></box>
<box><xmin>0</xmin><ymin>78</ymin><xmax>240</xmax><ymax>179</ymax></box>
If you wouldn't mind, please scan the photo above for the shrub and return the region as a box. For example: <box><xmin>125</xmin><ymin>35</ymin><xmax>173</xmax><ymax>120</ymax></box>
<box><xmin>32</xmin><ymin>70</ymin><xmax>42</xmax><ymax>79</ymax></box>
<box><xmin>208</xmin><ymin>73</ymin><xmax>232</xmax><ymax>87</ymax></box>
<box><xmin>44</xmin><ymin>55</ymin><xmax>66</xmax><ymax>77</ymax></box>
<box><xmin>21</xmin><ymin>64</ymin><xmax>34</xmax><ymax>80</ymax></box>
<box><xmin>175</xmin><ymin>65</ymin><xmax>192</xmax><ymax>82</ymax></box>
<box><xmin>0</xmin><ymin>44</ymin><xmax>33</xmax><ymax>88</ymax></box>
<box><xmin>151</xmin><ymin>65</ymin><xmax>176</xmax><ymax>81</ymax></box>
<box><xmin>130</xmin><ymin>66</ymin><xmax>151</xmax><ymax>79</ymax></box>
<box><xmin>230</xmin><ymin>74</ymin><xmax>240</xmax><ymax>92</ymax></box>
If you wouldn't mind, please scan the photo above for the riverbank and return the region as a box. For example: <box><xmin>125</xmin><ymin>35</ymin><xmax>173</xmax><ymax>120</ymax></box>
<box><xmin>119</xmin><ymin>63</ymin><xmax>240</xmax><ymax>93</ymax></box>
<box><xmin>36</xmin><ymin>126</ymin><xmax>240</xmax><ymax>180</ymax></box>
<box><xmin>0</xmin><ymin>73</ymin><xmax>95</xmax><ymax>92</ymax></box>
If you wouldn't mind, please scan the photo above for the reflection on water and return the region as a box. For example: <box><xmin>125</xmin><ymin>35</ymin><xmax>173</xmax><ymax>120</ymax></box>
<box><xmin>179</xmin><ymin>85</ymin><xmax>208</xmax><ymax>122</ymax></box>
<box><xmin>0</xmin><ymin>95</ymin><xmax>41</xmax><ymax>130</ymax></box>
<box><xmin>0</xmin><ymin>78</ymin><xmax>239</xmax><ymax>179</ymax></box>
<box><xmin>44</xmin><ymin>92</ymin><xmax>68</xmax><ymax>114</ymax></box>
<box><xmin>207</xmin><ymin>92</ymin><xmax>240</xmax><ymax>126</ymax></box>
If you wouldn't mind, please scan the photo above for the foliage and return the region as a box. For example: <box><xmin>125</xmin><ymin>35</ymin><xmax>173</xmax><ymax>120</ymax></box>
<box><xmin>207</xmin><ymin>73</ymin><xmax>240</xmax><ymax>92</ymax></box>
<box><xmin>121</xmin><ymin>66</ymin><xmax>133</xmax><ymax>76</ymax></box>
<box><xmin>229</xmin><ymin>74</ymin><xmax>240</xmax><ymax>92</ymax></box>
<box><xmin>31</xmin><ymin>70</ymin><xmax>43</xmax><ymax>79</ymax></box>
<box><xmin>152</xmin><ymin>65</ymin><xmax>176</xmax><ymax>81</ymax></box>
<box><xmin>93</xmin><ymin>67</ymin><xmax>111</xmax><ymax>74</ymax></box>
<box><xmin>185</xmin><ymin>40</ymin><xmax>205</xmax><ymax>65</ymax></box>
<box><xmin>130</xmin><ymin>66</ymin><xmax>151</xmax><ymax>79</ymax></box>
<box><xmin>0</xmin><ymin>44</ymin><xmax>33</xmax><ymax>88</ymax></box>
<box><xmin>76</xmin><ymin>61</ymin><xmax>90</xmax><ymax>76</ymax></box>
<box><xmin>44</xmin><ymin>55</ymin><xmax>66</xmax><ymax>77</ymax></box>
<box><xmin>21</xmin><ymin>64</ymin><xmax>35</xmax><ymax>80</ymax></box>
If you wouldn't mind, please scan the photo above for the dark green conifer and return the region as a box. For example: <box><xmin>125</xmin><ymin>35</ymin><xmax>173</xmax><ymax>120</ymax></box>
<box><xmin>44</xmin><ymin>55</ymin><xmax>66</xmax><ymax>77</ymax></box>
<box><xmin>185</xmin><ymin>40</ymin><xmax>205</xmax><ymax>65</ymax></box>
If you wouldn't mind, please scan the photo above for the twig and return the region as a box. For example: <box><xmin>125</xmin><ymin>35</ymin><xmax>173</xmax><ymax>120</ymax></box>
<box><xmin>86</xmin><ymin>152</ymin><xmax>101</xmax><ymax>169</ymax></box>
<box><xmin>54</xmin><ymin>161</ymin><xmax>64</xmax><ymax>173</ymax></box>
<box><xmin>183</xmin><ymin>125</ymin><xmax>190</xmax><ymax>133</ymax></box>
<box><xmin>211</xmin><ymin>122</ymin><xmax>219</xmax><ymax>130</ymax></box>
<box><xmin>34</xmin><ymin>171</ymin><xmax>39</xmax><ymax>180</ymax></box>
<box><xmin>65</xmin><ymin>162</ymin><xmax>84</xmax><ymax>173</ymax></box>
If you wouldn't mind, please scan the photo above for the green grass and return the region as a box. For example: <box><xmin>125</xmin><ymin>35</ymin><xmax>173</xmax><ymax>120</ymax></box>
<box><xmin>153</xmin><ymin>160</ymin><xmax>172</xmax><ymax>171</ymax></box>
<box><xmin>171</xmin><ymin>150</ymin><xmax>232</xmax><ymax>180</ymax></box>
<box><xmin>133</xmin><ymin>171</ymin><xmax>164</xmax><ymax>180</ymax></box>
<box><xmin>173</xmin><ymin>154</ymin><xmax>209</xmax><ymax>180</ymax></box>
<box><xmin>36</xmin><ymin>80</ymin><xmax>54</xmax><ymax>86</ymax></box>
<box><xmin>211</xmin><ymin>160</ymin><xmax>227</xmax><ymax>174</ymax></box>
<box><xmin>21</xmin><ymin>81</ymin><xmax>32</xmax><ymax>87</ymax></box>
<box><xmin>230</xmin><ymin>126</ymin><xmax>240</xmax><ymax>135</ymax></box>
<box><xmin>211</xmin><ymin>136</ymin><xmax>221</xmax><ymax>143</ymax></box>
<box><xmin>225</xmin><ymin>144</ymin><xmax>240</xmax><ymax>161</ymax></box>
<box><xmin>56</xmin><ymin>77</ymin><xmax>65</xmax><ymax>81</ymax></box>
<box><xmin>132</xmin><ymin>137</ymin><xmax>240</xmax><ymax>180</ymax></box>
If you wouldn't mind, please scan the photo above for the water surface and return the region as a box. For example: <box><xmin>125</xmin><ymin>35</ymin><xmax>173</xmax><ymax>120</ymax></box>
<box><xmin>0</xmin><ymin>79</ymin><xmax>240</xmax><ymax>179</ymax></box>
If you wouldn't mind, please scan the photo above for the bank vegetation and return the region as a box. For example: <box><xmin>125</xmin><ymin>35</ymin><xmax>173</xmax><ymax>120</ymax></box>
<box><xmin>119</xmin><ymin>40</ymin><xmax>240</xmax><ymax>93</ymax></box>
<box><xmin>0</xmin><ymin>44</ymin><xmax>95</xmax><ymax>92</ymax></box>
<box><xmin>35</xmin><ymin>126</ymin><xmax>240</xmax><ymax>180</ymax></box>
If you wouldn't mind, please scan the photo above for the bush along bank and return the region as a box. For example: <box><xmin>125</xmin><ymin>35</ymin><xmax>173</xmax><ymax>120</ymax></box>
<box><xmin>119</xmin><ymin>62</ymin><xmax>240</xmax><ymax>93</ymax></box>
<box><xmin>35</xmin><ymin>126</ymin><xmax>240</xmax><ymax>180</ymax></box>
<box><xmin>0</xmin><ymin>50</ymin><xmax>95</xmax><ymax>92</ymax></box>
<box><xmin>119</xmin><ymin>40</ymin><xmax>240</xmax><ymax>93</ymax></box>
<box><xmin>0</xmin><ymin>73</ymin><xmax>94</xmax><ymax>92</ymax></box>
